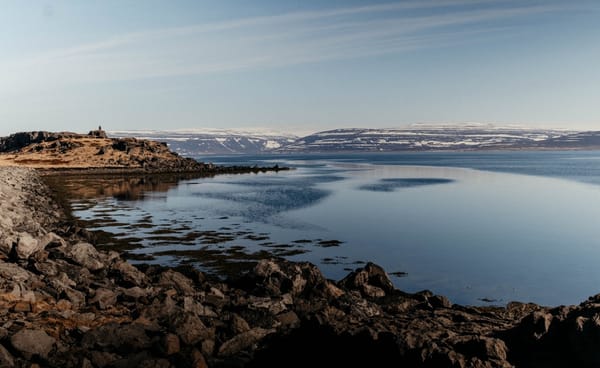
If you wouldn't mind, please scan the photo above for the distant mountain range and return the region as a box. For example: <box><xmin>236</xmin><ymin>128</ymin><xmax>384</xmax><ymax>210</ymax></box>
<box><xmin>110</xmin><ymin>125</ymin><xmax>600</xmax><ymax>155</ymax></box>
<box><xmin>112</xmin><ymin>129</ymin><xmax>297</xmax><ymax>155</ymax></box>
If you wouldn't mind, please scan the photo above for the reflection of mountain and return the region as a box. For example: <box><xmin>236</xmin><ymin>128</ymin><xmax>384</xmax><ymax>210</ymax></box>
<box><xmin>45</xmin><ymin>173</ymin><xmax>205</xmax><ymax>201</ymax></box>
<box><xmin>196</xmin><ymin>175</ymin><xmax>343</xmax><ymax>222</ymax></box>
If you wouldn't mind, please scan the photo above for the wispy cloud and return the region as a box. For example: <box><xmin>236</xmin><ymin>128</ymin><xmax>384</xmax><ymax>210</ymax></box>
<box><xmin>0</xmin><ymin>0</ymin><xmax>582</xmax><ymax>90</ymax></box>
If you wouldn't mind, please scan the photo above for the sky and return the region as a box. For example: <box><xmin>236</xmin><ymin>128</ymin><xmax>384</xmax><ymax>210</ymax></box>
<box><xmin>1</xmin><ymin>0</ymin><xmax>599</xmax><ymax>136</ymax></box>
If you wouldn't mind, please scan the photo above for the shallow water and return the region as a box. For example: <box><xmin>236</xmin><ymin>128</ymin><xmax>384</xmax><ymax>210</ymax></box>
<box><xmin>55</xmin><ymin>151</ymin><xmax>600</xmax><ymax>306</ymax></box>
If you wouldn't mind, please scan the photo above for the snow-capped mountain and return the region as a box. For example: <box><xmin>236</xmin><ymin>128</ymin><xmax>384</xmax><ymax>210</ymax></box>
<box><xmin>109</xmin><ymin>125</ymin><xmax>600</xmax><ymax>155</ymax></box>
<box><xmin>110</xmin><ymin>129</ymin><xmax>298</xmax><ymax>155</ymax></box>
<box><xmin>276</xmin><ymin>125</ymin><xmax>583</xmax><ymax>152</ymax></box>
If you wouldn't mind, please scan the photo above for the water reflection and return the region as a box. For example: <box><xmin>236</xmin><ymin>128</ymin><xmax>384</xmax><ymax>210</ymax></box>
<box><xmin>48</xmin><ymin>153</ymin><xmax>600</xmax><ymax>307</ymax></box>
<box><xmin>45</xmin><ymin>173</ymin><xmax>203</xmax><ymax>201</ymax></box>
<box><xmin>360</xmin><ymin>178</ymin><xmax>455</xmax><ymax>192</ymax></box>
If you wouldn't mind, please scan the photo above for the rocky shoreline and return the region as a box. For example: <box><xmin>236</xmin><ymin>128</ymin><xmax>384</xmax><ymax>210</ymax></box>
<box><xmin>1</xmin><ymin>167</ymin><xmax>600</xmax><ymax>367</ymax></box>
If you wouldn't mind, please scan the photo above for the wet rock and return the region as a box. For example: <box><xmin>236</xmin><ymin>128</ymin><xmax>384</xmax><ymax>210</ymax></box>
<box><xmin>111</xmin><ymin>260</ymin><xmax>148</xmax><ymax>287</ymax></box>
<box><xmin>429</xmin><ymin>295</ymin><xmax>453</xmax><ymax>309</ymax></box>
<box><xmin>250</xmin><ymin>260</ymin><xmax>327</xmax><ymax>297</ymax></box>
<box><xmin>68</xmin><ymin>242</ymin><xmax>105</xmax><ymax>272</ymax></box>
<box><xmin>10</xmin><ymin>329</ymin><xmax>55</xmax><ymax>360</ymax></box>
<box><xmin>339</xmin><ymin>262</ymin><xmax>394</xmax><ymax>298</ymax></box>
<box><xmin>158</xmin><ymin>270</ymin><xmax>196</xmax><ymax>295</ymax></box>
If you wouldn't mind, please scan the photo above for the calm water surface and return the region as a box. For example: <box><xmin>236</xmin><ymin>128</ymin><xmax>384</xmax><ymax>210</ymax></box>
<box><xmin>62</xmin><ymin>151</ymin><xmax>600</xmax><ymax>306</ymax></box>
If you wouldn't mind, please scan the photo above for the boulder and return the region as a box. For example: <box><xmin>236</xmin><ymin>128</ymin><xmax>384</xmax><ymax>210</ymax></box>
<box><xmin>68</xmin><ymin>242</ymin><xmax>105</xmax><ymax>271</ymax></box>
<box><xmin>90</xmin><ymin>288</ymin><xmax>118</xmax><ymax>310</ymax></box>
<box><xmin>0</xmin><ymin>261</ymin><xmax>36</xmax><ymax>283</ymax></box>
<box><xmin>111</xmin><ymin>260</ymin><xmax>148</xmax><ymax>287</ymax></box>
<box><xmin>168</xmin><ymin>312</ymin><xmax>211</xmax><ymax>345</ymax></box>
<box><xmin>158</xmin><ymin>270</ymin><xmax>196</xmax><ymax>295</ymax></box>
<box><xmin>338</xmin><ymin>262</ymin><xmax>394</xmax><ymax>298</ymax></box>
<box><xmin>250</xmin><ymin>260</ymin><xmax>327</xmax><ymax>297</ymax></box>
<box><xmin>10</xmin><ymin>329</ymin><xmax>55</xmax><ymax>359</ymax></box>
<box><xmin>15</xmin><ymin>233</ymin><xmax>43</xmax><ymax>259</ymax></box>
<box><xmin>83</xmin><ymin>323</ymin><xmax>151</xmax><ymax>353</ymax></box>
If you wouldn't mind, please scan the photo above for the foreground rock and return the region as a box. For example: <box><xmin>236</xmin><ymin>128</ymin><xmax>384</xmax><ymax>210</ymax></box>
<box><xmin>0</xmin><ymin>167</ymin><xmax>598</xmax><ymax>367</ymax></box>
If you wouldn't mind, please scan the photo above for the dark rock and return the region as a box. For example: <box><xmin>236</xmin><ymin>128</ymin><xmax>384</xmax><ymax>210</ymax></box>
<box><xmin>429</xmin><ymin>295</ymin><xmax>453</xmax><ymax>309</ymax></box>
<box><xmin>0</xmin><ymin>344</ymin><xmax>15</xmax><ymax>367</ymax></box>
<box><xmin>276</xmin><ymin>311</ymin><xmax>300</xmax><ymax>328</ymax></box>
<box><xmin>158</xmin><ymin>270</ymin><xmax>196</xmax><ymax>295</ymax></box>
<box><xmin>10</xmin><ymin>329</ymin><xmax>55</xmax><ymax>359</ymax></box>
<box><xmin>218</xmin><ymin>328</ymin><xmax>274</xmax><ymax>357</ymax></box>
<box><xmin>90</xmin><ymin>288</ymin><xmax>118</xmax><ymax>310</ymax></box>
<box><xmin>161</xmin><ymin>333</ymin><xmax>180</xmax><ymax>356</ymax></box>
<box><xmin>168</xmin><ymin>313</ymin><xmax>210</xmax><ymax>345</ymax></box>
<box><xmin>111</xmin><ymin>260</ymin><xmax>148</xmax><ymax>287</ymax></box>
<box><xmin>190</xmin><ymin>349</ymin><xmax>208</xmax><ymax>368</ymax></box>
<box><xmin>338</xmin><ymin>262</ymin><xmax>394</xmax><ymax>298</ymax></box>
<box><xmin>64</xmin><ymin>287</ymin><xmax>86</xmax><ymax>309</ymax></box>
<box><xmin>83</xmin><ymin>323</ymin><xmax>151</xmax><ymax>353</ymax></box>
<box><xmin>231</xmin><ymin>313</ymin><xmax>251</xmax><ymax>334</ymax></box>
<box><xmin>248</xmin><ymin>260</ymin><xmax>328</xmax><ymax>298</ymax></box>
<box><xmin>452</xmin><ymin>336</ymin><xmax>508</xmax><ymax>362</ymax></box>
<box><xmin>90</xmin><ymin>351</ymin><xmax>121</xmax><ymax>368</ymax></box>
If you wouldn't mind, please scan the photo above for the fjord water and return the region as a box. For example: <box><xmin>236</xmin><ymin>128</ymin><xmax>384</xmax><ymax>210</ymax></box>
<box><xmin>69</xmin><ymin>151</ymin><xmax>600</xmax><ymax>306</ymax></box>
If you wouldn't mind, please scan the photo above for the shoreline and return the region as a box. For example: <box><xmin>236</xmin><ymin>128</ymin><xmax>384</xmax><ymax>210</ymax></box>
<box><xmin>0</xmin><ymin>167</ymin><xmax>598</xmax><ymax>367</ymax></box>
<box><xmin>35</xmin><ymin>165</ymin><xmax>291</xmax><ymax>176</ymax></box>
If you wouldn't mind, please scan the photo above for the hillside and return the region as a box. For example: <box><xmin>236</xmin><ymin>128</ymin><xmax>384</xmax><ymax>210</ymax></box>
<box><xmin>0</xmin><ymin>129</ymin><xmax>204</xmax><ymax>171</ymax></box>
<box><xmin>276</xmin><ymin>125</ymin><xmax>586</xmax><ymax>152</ymax></box>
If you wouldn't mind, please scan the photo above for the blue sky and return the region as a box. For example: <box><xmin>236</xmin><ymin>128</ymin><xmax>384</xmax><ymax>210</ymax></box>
<box><xmin>1</xmin><ymin>0</ymin><xmax>599</xmax><ymax>136</ymax></box>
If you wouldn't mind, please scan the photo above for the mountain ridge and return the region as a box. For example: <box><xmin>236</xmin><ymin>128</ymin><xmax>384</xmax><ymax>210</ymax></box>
<box><xmin>110</xmin><ymin>125</ymin><xmax>600</xmax><ymax>155</ymax></box>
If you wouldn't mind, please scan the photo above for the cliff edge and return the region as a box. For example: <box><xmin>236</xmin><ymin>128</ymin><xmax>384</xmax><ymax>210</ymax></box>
<box><xmin>0</xmin><ymin>130</ymin><xmax>204</xmax><ymax>172</ymax></box>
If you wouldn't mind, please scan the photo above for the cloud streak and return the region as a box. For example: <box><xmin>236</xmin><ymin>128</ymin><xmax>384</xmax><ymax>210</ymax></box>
<box><xmin>0</xmin><ymin>1</ymin><xmax>582</xmax><ymax>91</ymax></box>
